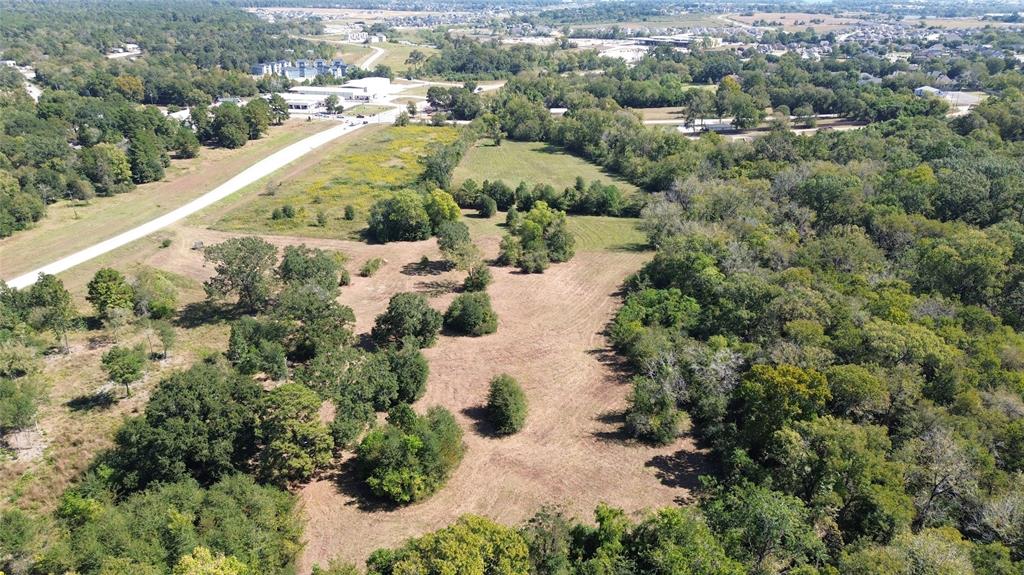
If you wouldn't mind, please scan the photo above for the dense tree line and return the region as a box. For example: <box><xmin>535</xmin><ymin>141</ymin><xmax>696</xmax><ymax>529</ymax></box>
<box><xmin>598</xmin><ymin>109</ymin><xmax>1024</xmax><ymax>572</ymax></box>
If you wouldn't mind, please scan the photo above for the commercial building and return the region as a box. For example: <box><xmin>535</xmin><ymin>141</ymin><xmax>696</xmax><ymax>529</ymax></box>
<box><xmin>288</xmin><ymin>77</ymin><xmax>392</xmax><ymax>101</ymax></box>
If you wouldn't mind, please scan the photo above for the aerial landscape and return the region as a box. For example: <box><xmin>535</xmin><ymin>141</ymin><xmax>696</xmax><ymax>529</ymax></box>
<box><xmin>4</xmin><ymin>0</ymin><xmax>1024</xmax><ymax>573</ymax></box>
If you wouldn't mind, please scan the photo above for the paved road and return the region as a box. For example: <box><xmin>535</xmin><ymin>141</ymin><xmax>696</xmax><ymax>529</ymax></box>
<box><xmin>4</xmin><ymin>112</ymin><xmax>398</xmax><ymax>289</ymax></box>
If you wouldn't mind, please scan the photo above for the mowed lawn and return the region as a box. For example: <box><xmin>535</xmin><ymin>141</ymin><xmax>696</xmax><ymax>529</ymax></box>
<box><xmin>212</xmin><ymin>124</ymin><xmax>458</xmax><ymax>240</ymax></box>
<box><xmin>453</xmin><ymin>141</ymin><xmax>641</xmax><ymax>196</ymax></box>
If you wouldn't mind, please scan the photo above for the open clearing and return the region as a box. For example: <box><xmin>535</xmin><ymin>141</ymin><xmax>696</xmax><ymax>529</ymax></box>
<box><xmin>572</xmin><ymin>13</ymin><xmax>723</xmax><ymax>30</ymax></box>
<box><xmin>0</xmin><ymin>120</ymin><xmax>332</xmax><ymax>278</ymax></box>
<box><xmin>210</xmin><ymin>124</ymin><xmax>458</xmax><ymax>240</ymax></box>
<box><xmin>374</xmin><ymin>42</ymin><xmax>438</xmax><ymax>73</ymax></box>
<box><xmin>294</xmin><ymin>229</ymin><xmax>700</xmax><ymax>570</ymax></box>
<box><xmin>727</xmin><ymin>11</ymin><xmax>862</xmax><ymax>32</ymax></box>
<box><xmin>453</xmin><ymin>141</ymin><xmax>641</xmax><ymax>196</ymax></box>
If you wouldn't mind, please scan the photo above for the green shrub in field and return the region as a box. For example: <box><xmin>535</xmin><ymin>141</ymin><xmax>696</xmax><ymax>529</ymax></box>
<box><xmin>361</xmin><ymin>257</ymin><xmax>385</xmax><ymax>277</ymax></box>
<box><xmin>371</xmin><ymin>292</ymin><xmax>443</xmax><ymax>349</ymax></box>
<box><xmin>463</xmin><ymin>264</ymin><xmax>492</xmax><ymax>292</ymax></box>
<box><xmin>356</xmin><ymin>405</ymin><xmax>464</xmax><ymax>504</ymax></box>
<box><xmin>486</xmin><ymin>374</ymin><xmax>527</xmax><ymax>435</ymax></box>
<box><xmin>478</xmin><ymin>195</ymin><xmax>497</xmax><ymax>218</ymax></box>
<box><xmin>444</xmin><ymin>292</ymin><xmax>498</xmax><ymax>336</ymax></box>
<box><xmin>367</xmin><ymin>191</ymin><xmax>431</xmax><ymax>243</ymax></box>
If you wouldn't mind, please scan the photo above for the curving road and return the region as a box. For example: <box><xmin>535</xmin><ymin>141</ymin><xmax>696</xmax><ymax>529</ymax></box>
<box><xmin>4</xmin><ymin>110</ymin><xmax>398</xmax><ymax>290</ymax></box>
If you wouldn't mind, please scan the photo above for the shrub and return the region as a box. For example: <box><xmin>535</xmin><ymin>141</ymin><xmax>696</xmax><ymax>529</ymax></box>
<box><xmin>344</xmin><ymin>205</ymin><xmax>356</xmax><ymax>220</ymax></box>
<box><xmin>0</xmin><ymin>376</ymin><xmax>44</xmax><ymax>434</ymax></box>
<box><xmin>360</xmin><ymin>257</ymin><xmax>385</xmax><ymax>277</ymax></box>
<box><xmin>356</xmin><ymin>405</ymin><xmax>464</xmax><ymax>504</ymax></box>
<box><xmin>463</xmin><ymin>265</ymin><xmax>492</xmax><ymax>292</ymax></box>
<box><xmin>497</xmin><ymin>235</ymin><xmax>523</xmax><ymax>267</ymax></box>
<box><xmin>625</xmin><ymin>376</ymin><xmax>683</xmax><ymax>445</ymax></box>
<box><xmin>486</xmin><ymin>374</ymin><xmax>527</xmax><ymax>435</ymax></box>
<box><xmin>367</xmin><ymin>191</ymin><xmax>431</xmax><ymax>243</ymax></box>
<box><xmin>367</xmin><ymin>515</ymin><xmax>529</xmax><ymax>574</ymax></box>
<box><xmin>478</xmin><ymin>195</ymin><xmax>497</xmax><ymax>218</ymax></box>
<box><xmin>86</xmin><ymin>268</ymin><xmax>134</xmax><ymax>318</ymax></box>
<box><xmin>331</xmin><ymin>394</ymin><xmax>376</xmax><ymax>449</ymax></box>
<box><xmin>444</xmin><ymin>292</ymin><xmax>498</xmax><ymax>336</ymax></box>
<box><xmin>101</xmin><ymin>344</ymin><xmax>147</xmax><ymax>396</ymax></box>
<box><xmin>371</xmin><ymin>292</ymin><xmax>443</xmax><ymax>349</ymax></box>
<box><xmin>388</xmin><ymin>344</ymin><xmax>429</xmax><ymax>404</ymax></box>
<box><xmin>132</xmin><ymin>267</ymin><xmax>178</xmax><ymax>319</ymax></box>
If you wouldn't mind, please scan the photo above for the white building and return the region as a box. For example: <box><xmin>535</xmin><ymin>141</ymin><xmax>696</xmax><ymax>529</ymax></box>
<box><xmin>289</xmin><ymin>77</ymin><xmax>391</xmax><ymax>101</ymax></box>
<box><xmin>914</xmin><ymin>85</ymin><xmax>944</xmax><ymax>97</ymax></box>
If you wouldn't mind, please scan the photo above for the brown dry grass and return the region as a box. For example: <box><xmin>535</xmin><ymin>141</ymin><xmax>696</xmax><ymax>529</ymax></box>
<box><xmin>728</xmin><ymin>11</ymin><xmax>862</xmax><ymax>32</ymax></box>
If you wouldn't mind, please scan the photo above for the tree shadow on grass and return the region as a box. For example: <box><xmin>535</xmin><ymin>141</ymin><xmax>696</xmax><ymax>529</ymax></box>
<box><xmin>592</xmin><ymin>409</ymin><xmax>633</xmax><ymax>444</ymax></box>
<box><xmin>401</xmin><ymin>258</ymin><xmax>451</xmax><ymax>277</ymax></box>
<box><xmin>585</xmin><ymin>346</ymin><xmax>633</xmax><ymax>381</ymax></box>
<box><xmin>606</xmin><ymin>241</ymin><xmax>651</xmax><ymax>253</ymax></box>
<box><xmin>460</xmin><ymin>405</ymin><xmax>498</xmax><ymax>438</ymax></box>
<box><xmin>66</xmin><ymin>390</ymin><xmax>117</xmax><ymax>412</ymax></box>
<box><xmin>175</xmin><ymin>300</ymin><xmax>244</xmax><ymax>329</ymax></box>
<box><xmin>645</xmin><ymin>448</ymin><xmax>708</xmax><ymax>503</ymax></box>
<box><xmin>416</xmin><ymin>279</ymin><xmax>459</xmax><ymax>297</ymax></box>
<box><xmin>327</xmin><ymin>457</ymin><xmax>403</xmax><ymax>512</ymax></box>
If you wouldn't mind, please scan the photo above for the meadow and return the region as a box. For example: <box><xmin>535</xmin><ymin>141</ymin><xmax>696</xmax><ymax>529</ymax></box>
<box><xmin>452</xmin><ymin>140</ymin><xmax>641</xmax><ymax>196</ymax></box>
<box><xmin>211</xmin><ymin>124</ymin><xmax>459</xmax><ymax>240</ymax></box>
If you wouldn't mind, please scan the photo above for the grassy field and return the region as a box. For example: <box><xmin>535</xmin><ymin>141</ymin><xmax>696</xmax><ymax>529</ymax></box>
<box><xmin>464</xmin><ymin>212</ymin><xmax>646</xmax><ymax>253</ymax></box>
<box><xmin>453</xmin><ymin>141</ymin><xmax>641</xmax><ymax>196</ymax></box>
<box><xmin>211</xmin><ymin>124</ymin><xmax>458</xmax><ymax>240</ymax></box>
<box><xmin>375</xmin><ymin>42</ymin><xmax>438</xmax><ymax>73</ymax></box>
<box><xmin>0</xmin><ymin>120</ymin><xmax>333</xmax><ymax>279</ymax></box>
<box><xmin>301</xmin><ymin>36</ymin><xmax>376</xmax><ymax>65</ymax></box>
<box><xmin>342</xmin><ymin>104</ymin><xmax>392</xmax><ymax>116</ymax></box>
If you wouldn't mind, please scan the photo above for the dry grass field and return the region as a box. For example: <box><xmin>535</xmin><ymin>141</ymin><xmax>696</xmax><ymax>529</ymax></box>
<box><xmin>727</xmin><ymin>11</ymin><xmax>862</xmax><ymax>32</ymax></box>
<box><xmin>298</xmin><ymin>235</ymin><xmax>704</xmax><ymax>570</ymax></box>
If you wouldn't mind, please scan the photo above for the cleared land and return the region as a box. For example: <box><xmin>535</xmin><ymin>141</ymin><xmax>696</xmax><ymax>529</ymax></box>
<box><xmin>294</xmin><ymin>227</ymin><xmax>696</xmax><ymax>570</ymax></box>
<box><xmin>727</xmin><ymin>11</ymin><xmax>862</xmax><ymax>32</ymax></box>
<box><xmin>374</xmin><ymin>42</ymin><xmax>438</xmax><ymax>73</ymax></box>
<box><xmin>453</xmin><ymin>141</ymin><xmax>641</xmax><ymax>196</ymax></box>
<box><xmin>0</xmin><ymin>120</ymin><xmax>333</xmax><ymax>278</ymax></box>
<box><xmin>572</xmin><ymin>13</ymin><xmax>723</xmax><ymax>30</ymax></box>
<box><xmin>900</xmin><ymin>16</ymin><xmax>1018</xmax><ymax>28</ymax></box>
<box><xmin>210</xmin><ymin>124</ymin><xmax>458</xmax><ymax>239</ymax></box>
